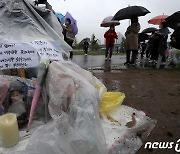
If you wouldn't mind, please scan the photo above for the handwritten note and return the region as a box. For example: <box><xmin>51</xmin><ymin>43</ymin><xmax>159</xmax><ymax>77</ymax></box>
<box><xmin>31</xmin><ymin>40</ymin><xmax>63</xmax><ymax>61</ymax></box>
<box><xmin>0</xmin><ymin>40</ymin><xmax>63</xmax><ymax>70</ymax></box>
<box><xmin>0</xmin><ymin>42</ymin><xmax>39</xmax><ymax>70</ymax></box>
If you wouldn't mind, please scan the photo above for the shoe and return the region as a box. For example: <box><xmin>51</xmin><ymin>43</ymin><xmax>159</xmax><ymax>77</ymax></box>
<box><xmin>124</xmin><ymin>62</ymin><xmax>130</xmax><ymax>65</ymax></box>
<box><xmin>84</xmin><ymin>54</ymin><xmax>87</xmax><ymax>56</ymax></box>
<box><xmin>109</xmin><ymin>58</ymin><xmax>111</xmax><ymax>61</ymax></box>
<box><xmin>130</xmin><ymin>61</ymin><xmax>136</xmax><ymax>66</ymax></box>
<box><xmin>105</xmin><ymin>58</ymin><xmax>108</xmax><ymax>61</ymax></box>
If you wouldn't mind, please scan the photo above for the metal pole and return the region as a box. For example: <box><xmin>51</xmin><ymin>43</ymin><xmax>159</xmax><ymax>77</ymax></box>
<box><xmin>128</xmin><ymin>4</ymin><xmax>131</xmax><ymax>26</ymax></box>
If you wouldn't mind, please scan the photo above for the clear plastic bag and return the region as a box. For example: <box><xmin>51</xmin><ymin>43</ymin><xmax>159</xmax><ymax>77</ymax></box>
<box><xmin>0</xmin><ymin>75</ymin><xmax>47</xmax><ymax>128</ymax></box>
<box><xmin>24</xmin><ymin>61</ymin><xmax>107</xmax><ymax>154</ymax></box>
<box><xmin>0</xmin><ymin>80</ymin><xmax>10</xmax><ymax>115</ymax></box>
<box><xmin>94</xmin><ymin>76</ymin><xmax>107</xmax><ymax>100</ymax></box>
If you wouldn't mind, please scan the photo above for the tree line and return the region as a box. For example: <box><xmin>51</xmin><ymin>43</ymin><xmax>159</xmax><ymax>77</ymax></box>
<box><xmin>73</xmin><ymin>34</ymin><xmax>126</xmax><ymax>52</ymax></box>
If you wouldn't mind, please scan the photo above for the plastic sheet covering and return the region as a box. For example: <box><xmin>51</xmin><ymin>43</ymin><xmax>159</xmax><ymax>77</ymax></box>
<box><xmin>0</xmin><ymin>65</ymin><xmax>157</xmax><ymax>153</ymax></box>
<box><xmin>101</xmin><ymin>105</ymin><xmax>157</xmax><ymax>154</ymax></box>
<box><xmin>0</xmin><ymin>0</ymin><xmax>71</xmax><ymax>55</ymax></box>
<box><xmin>0</xmin><ymin>75</ymin><xmax>49</xmax><ymax>154</ymax></box>
<box><xmin>0</xmin><ymin>80</ymin><xmax>10</xmax><ymax>115</ymax></box>
<box><xmin>94</xmin><ymin>76</ymin><xmax>107</xmax><ymax>100</ymax></box>
<box><xmin>171</xmin><ymin>49</ymin><xmax>180</xmax><ymax>65</ymax></box>
<box><xmin>0</xmin><ymin>75</ymin><xmax>47</xmax><ymax>122</ymax></box>
<box><xmin>62</xmin><ymin>61</ymin><xmax>96</xmax><ymax>87</ymax></box>
<box><xmin>23</xmin><ymin>61</ymin><xmax>107</xmax><ymax>154</ymax></box>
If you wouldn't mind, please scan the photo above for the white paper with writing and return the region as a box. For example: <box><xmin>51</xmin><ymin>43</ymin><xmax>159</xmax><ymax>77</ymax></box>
<box><xmin>0</xmin><ymin>40</ymin><xmax>63</xmax><ymax>70</ymax></box>
<box><xmin>0</xmin><ymin>42</ymin><xmax>39</xmax><ymax>70</ymax></box>
<box><xmin>31</xmin><ymin>40</ymin><xmax>63</xmax><ymax>61</ymax></box>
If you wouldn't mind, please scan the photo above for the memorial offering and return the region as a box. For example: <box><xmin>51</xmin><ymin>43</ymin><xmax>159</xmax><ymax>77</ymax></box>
<box><xmin>0</xmin><ymin>42</ymin><xmax>39</xmax><ymax>70</ymax></box>
<box><xmin>0</xmin><ymin>113</ymin><xmax>19</xmax><ymax>148</ymax></box>
<box><xmin>0</xmin><ymin>40</ymin><xmax>63</xmax><ymax>70</ymax></box>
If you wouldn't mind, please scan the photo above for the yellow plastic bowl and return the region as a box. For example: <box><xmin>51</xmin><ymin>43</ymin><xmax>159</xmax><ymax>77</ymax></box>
<box><xmin>99</xmin><ymin>92</ymin><xmax>125</xmax><ymax>112</ymax></box>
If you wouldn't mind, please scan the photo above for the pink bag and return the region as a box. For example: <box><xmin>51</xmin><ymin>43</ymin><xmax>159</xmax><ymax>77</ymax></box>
<box><xmin>0</xmin><ymin>80</ymin><xmax>10</xmax><ymax>114</ymax></box>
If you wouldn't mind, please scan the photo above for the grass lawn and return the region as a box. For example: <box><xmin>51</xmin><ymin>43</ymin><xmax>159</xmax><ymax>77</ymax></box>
<box><xmin>73</xmin><ymin>50</ymin><xmax>125</xmax><ymax>55</ymax></box>
<box><xmin>175</xmin><ymin>49</ymin><xmax>180</xmax><ymax>54</ymax></box>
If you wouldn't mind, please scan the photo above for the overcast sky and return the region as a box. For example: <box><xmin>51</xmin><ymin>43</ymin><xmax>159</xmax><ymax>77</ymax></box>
<box><xmin>49</xmin><ymin>0</ymin><xmax>180</xmax><ymax>43</ymax></box>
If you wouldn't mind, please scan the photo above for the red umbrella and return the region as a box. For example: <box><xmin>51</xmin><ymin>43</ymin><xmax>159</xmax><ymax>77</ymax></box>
<box><xmin>27</xmin><ymin>61</ymin><xmax>49</xmax><ymax>131</ymax></box>
<box><xmin>148</xmin><ymin>15</ymin><xmax>168</xmax><ymax>25</ymax></box>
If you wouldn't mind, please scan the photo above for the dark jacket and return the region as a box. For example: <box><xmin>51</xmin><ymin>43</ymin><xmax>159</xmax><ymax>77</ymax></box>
<box><xmin>170</xmin><ymin>26</ymin><xmax>180</xmax><ymax>49</ymax></box>
<box><xmin>157</xmin><ymin>27</ymin><xmax>170</xmax><ymax>55</ymax></box>
<box><xmin>83</xmin><ymin>41</ymin><xmax>89</xmax><ymax>49</ymax></box>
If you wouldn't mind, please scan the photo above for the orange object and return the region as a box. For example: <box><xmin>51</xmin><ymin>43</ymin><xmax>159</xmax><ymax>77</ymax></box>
<box><xmin>19</xmin><ymin>68</ymin><xmax>25</xmax><ymax>78</ymax></box>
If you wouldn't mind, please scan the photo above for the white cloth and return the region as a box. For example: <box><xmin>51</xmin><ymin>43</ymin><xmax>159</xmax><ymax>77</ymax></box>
<box><xmin>8</xmin><ymin>100</ymin><xmax>26</xmax><ymax>117</ymax></box>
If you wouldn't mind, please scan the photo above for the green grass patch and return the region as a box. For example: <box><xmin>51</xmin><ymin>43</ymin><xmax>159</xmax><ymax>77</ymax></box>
<box><xmin>175</xmin><ymin>49</ymin><xmax>180</xmax><ymax>54</ymax></box>
<box><xmin>73</xmin><ymin>50</ymin><xmax>125</xmax><ymax>55</ymax></box>
<box><xmin>168</xmin><ymin>64</ymin><xmax>180</xmax><ymax>71</ymax></box>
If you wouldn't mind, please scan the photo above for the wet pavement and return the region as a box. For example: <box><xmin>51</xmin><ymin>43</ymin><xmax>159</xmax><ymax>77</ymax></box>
<box><xmin>71</xmin><ymin>55</ymin><xmax>171</xmax><ymax>71</ymax></box>
<box><xmin>72</xmin><ymin>55</ymin><xmax>127</xmax><ymax>70</ymax></box>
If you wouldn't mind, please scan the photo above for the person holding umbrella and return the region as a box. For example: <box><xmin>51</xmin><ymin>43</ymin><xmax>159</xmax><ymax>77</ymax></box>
<box><xmin>165</xmin><ymin>11</ymin><xmax>180</xmax><ymax>49</ymax></box>
<box><xmin>63</xmin><ymin>18</ymin><xmax>75</xmax><ymax>59</ymax></box>
<box><xmin>154</xmin><ymin>21</ymin><xmax>170</xmax><ymax>62</ymax></box>
<box><xmin>124</xmin><ymin>17</ymin><xmax>140</xmax><ymax>65</ymax></box>
<box><xmin>104</xmin><ymin>25</ymin><xmax>118</xmax><ymax>61</ymax></box>
<box><xmin>83</xmin><ymin>39</ymin><xmax>89</xmax><ymax>55</ymax></box>
<box><xmin>170</xmin><ymin>23</ymin><xmax>180</xmax><ymax>49</ymax></box>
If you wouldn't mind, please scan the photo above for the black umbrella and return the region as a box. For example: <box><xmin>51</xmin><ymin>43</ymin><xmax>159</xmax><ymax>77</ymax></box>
<box><xmin>138</xmin><ymin>33</ymin><xmax>149</xmax><ymax>42</ymax></box>
<box><xmin>165</xmin><ymin>11</ymin><xmax>180</xmax><ymax>29</ymax></box>
<box><xmin>141</xmin><ymin>27</ymin><xmax>158</xmax><ymax>33</ymax></box>
<box><xmin>79</xmin><ymin>38</ymin><xmax>90</xmax><ymax>45</ymax></box>
<box><xmin>113</xmin><ymin>6</ymin><xmax>150</xmax><ymax>20</ymax></box>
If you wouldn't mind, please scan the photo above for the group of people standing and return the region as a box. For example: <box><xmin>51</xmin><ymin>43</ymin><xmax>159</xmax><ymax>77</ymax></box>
<box><xmin>141</xmin><ymin>22</ymin><xmax>170</xmax><ymax>64</ymax></box>
<box><xmin>104</xmin><ymin>16</ymin><xmax>180</xmax><ymax>67</ymax></box>
<box><xmin>35</xmin><ymin>0</ymin><xmax>179</xmax><ymax>65</ymax></box>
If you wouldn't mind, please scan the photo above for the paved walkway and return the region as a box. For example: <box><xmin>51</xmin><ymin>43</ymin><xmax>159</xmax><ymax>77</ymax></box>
<box><xmin>72</xmin><ymin>54</ymin><xmax>176</xmax><ymax>70</ymax></box>
<box><xmin>72</xmin><ymin>55</ymin><xmax>126</xmax><ymax>69</ymax></box>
